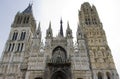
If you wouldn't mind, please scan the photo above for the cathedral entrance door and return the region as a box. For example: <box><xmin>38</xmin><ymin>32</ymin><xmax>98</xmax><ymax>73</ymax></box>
<box><xmin>51</xmin><ymin>71</ymin><xmax>67</xmax><ymax>79</ymax></box>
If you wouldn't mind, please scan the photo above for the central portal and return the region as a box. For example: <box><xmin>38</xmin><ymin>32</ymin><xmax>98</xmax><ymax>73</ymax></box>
<box><xmin>51</xmin><ymin>71</ymin><xmax>67</xmax><ymax>79</ymax></box>
<box><xmin>44</xmin><ymin>46</ymin><xmax>72</xmax><ymax>79</ymax></box>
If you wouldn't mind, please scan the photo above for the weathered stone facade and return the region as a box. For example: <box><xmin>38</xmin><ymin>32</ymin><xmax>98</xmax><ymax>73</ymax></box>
<box><xmin>0</xmin><ymin>2</ymin><xmax>119</xmax><ymax>79</ymax></box>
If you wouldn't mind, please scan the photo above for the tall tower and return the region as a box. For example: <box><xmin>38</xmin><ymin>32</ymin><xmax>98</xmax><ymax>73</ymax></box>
<box><xmin>78</xmin><ymin>2</ymin><xmax>119</xmax><ymax>79</ymax></box>
<box><xmin>0</xmin><ymin>4</ymin><xmax>36</xmax><ymax>79</ymax></box>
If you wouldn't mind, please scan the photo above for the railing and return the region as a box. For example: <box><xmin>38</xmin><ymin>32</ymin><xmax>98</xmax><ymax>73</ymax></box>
<box><xmin>46</xmin><ymin>57</ymin><xmax>71</xmax><ymax>66</ymax></box>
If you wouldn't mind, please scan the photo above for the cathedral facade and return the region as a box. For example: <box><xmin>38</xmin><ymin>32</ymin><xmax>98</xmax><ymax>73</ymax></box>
<box><xmin>0</xmin><ymin>2</ymin><xmax>119</xmax><ymax>79</ymax></box>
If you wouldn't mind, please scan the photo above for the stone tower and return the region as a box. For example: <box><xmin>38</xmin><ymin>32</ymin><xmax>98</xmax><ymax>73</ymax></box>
<box><xmin>0</xmin><ymin>2</ymin><xmax>119</xmax><ymax>79</ymax></box>
<box><xmin>0</xmin><ymin>4</ymin><xmax>36</xmax><ymax>79</ymax></box>
<box><xmin>78</xmin><ymin>2</ymin><xmax>119</xmax><ymax>79</ymax></box>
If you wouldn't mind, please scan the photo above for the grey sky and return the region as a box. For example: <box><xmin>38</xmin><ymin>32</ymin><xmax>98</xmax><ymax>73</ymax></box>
<box><xmin>0</xmin><ymin>0</ymin><xmax>120</xmax><ymax>75</ymax></box>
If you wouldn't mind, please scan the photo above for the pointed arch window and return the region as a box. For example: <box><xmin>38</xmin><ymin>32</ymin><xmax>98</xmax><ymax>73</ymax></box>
<box><xmin>26</xmin><ymin>17</ymin><xmax>29</xmax><ymax>23</ymax></box>
<box><xmin>85</xmin><ymin>18</ymin><xmax>91</xmax><ymax>25</ymax></box>
<box><xmin>17</xmin><ymin>43</ymin><xmax>20</xmax><ymax>51</ymax></box>
<box><xmin>92</xmin><ymin>18</ymin><xmax>97</xmax><ymax>24</ymax></box>
<box><xmin>52</xmin><ymin>46</ymin><xmax>67</xmax><ymax>62</ymax></box>
<box><xmin>12</xmin><ymin>32</ymin><xmax>18</xmax><ymax>40</ymax></box>
<box><xmin>8</xmin><ymin>43</ymin><xmax>11</xmax><ymax>52</ymax></box>
<box><xmin>23</xmin><ymin>32</ymin><xmax>26</xmax><ymax>40</ymax></box>
<box><xmin>20</xmin><ymin>43</ymin><xmax>24</xmax><ymax>52</ymax></box>
<box><xmin>12</xmin><ymin>32</ymin><xmax>15</xmax><ymax>40</ymax></box>
<box><xmin>11</xmin><ymin>43</ymin><xmax>15</xmax><ymax>52</ymax></box>
<box><xmin>16</xmin><ymin>16</ymin><xmax>23</xmax><ymax>24</ymax></box>
<box><xmin>17</xmin><ymin>43</ymin><xmax>24</xmax><ymax>52</ymax></box>
<box><xmin>15</xmin><ymin>32</ymin><xmax>18</xmax><ymax>40</ymax></box>
<box><xmin>23</xmin><ymin>16</ymin><xmax>29</xmax><ymax>24</ymax></box>
<box><xmin>7</xmin><ymin>43</ymin><xmax>15</xmax><ymax>52</ymax></box>
<box><xmin>20</xmin><ymin>32</ymin><xmax>23</xmax><ymax>40</ymax></box>
<box><xmin>20</xmin><ymin>31</ymin><xmax>26</xmax><ymax>40</ymax></box>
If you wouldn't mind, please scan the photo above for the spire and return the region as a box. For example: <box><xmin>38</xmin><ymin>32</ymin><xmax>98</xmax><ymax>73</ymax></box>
<box><xmin>33</xmin><ymin>22</ymin><xmax>41</xmax><ymax>39</ymax></box>
<box><xmin>66</xmin><ymin>21</ymin><xmax>72</xmax><ymax>38</ymax></box>
<box><xmin>46</xmin><ymin>21</ymin><xmax>53</xmax><ymax>38</ymax></box>
<box><xmin>60</xmin><ymin>18</ymin><xmax>64</xmax><ymax>37</ymax></box>
<box><xmin>37</xmin><ymin>22</ymin><xmax>42</xmax><ymax>40</ymax></box>
<box><xmin>67</xmin><ymin>21</ymin><xmax>70</xmax><ymax>30</ymax></box>
<box><xmin>77</xmin><ymin>24</ymin><xmax>85</xmax><ymax>40</ymax></box>
<box><xmin>37</xmin><ymin>22</ymin><xmax>41</xmax><ymax>32</ymax></box>
<box><xmin>66</xmin><ymin>21</ymin><xmax>71</xmax><ymax>32</ymax></box>
<box><xmin>23</xmin><ymin>4</ymin><xmax>33</xmax><ymax>14</ymax></box>
<box><xmin>49</xmin><ymin>21</ymin><xmax>51</xmax><ymax>29</ymax></box>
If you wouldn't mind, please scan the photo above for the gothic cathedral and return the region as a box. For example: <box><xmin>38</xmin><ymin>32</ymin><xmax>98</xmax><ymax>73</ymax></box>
<box><xmin>0</xmin><ymin>2</ymin><xmax>119</xmax><ymax>79</ymax></box>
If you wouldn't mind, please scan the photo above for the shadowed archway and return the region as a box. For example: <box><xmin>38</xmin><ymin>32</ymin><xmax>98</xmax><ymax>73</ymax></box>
<box><xmin>51</xmin><ymin>71</ymin><xmax>67</xmax><ymax>79</ymax></box>
<box><xmin>44</xmin><ymin>46</ymin><xmax>71</xmax><ymax>79</ymax></box>
<box><xmin>52</xmin><ymin>46</ymin><xmax>67</xmax><ymax>60</ymax></box>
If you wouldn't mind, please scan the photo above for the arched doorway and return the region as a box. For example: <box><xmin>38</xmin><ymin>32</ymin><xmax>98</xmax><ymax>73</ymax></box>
<box><xmin>44</xmin><ymin>46</ymin><xmax>71</xmax><ymax>79</ymax></box>
<box><xmin>106</xmin><ymin>72</ymin><xmax>111</xmax><ymax>79</ymax></box>
<box><xmin>51</xmin><ymin>71</ymin><xmax>67</xmax><ymax>79</ymax></box>
<box><xmin>98</xmin><ymin>72</ymin><xmax>103</xmax><ymax>79</ymax></box>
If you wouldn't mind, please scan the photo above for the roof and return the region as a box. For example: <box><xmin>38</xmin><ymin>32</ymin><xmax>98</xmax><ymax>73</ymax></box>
<box><xmin>22</xmin><ymin>4</ymin><xmax>33</xmax><ymax>14</ymax></box>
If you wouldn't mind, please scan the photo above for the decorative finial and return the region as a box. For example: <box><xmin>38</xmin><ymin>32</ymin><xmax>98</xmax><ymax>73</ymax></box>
<box><xmin>60</xmin><ymin>18</ymin><xmax>64</xmax><ymax>37</ymax></box>
<box><xmin>49</xmin><ymin>21</ymin><xmax>52</xmax><ymax>30</ymax></box>
<box><xmin>60</xmin><ymin>18</ymin><xmax>63</xmax><ymax>25</ymax></box>
<box><xmin>67</xmin><ymin>21</ymin><xmax>70</xmax><ymax>29</ymax></box>
<box><xmin>38</xmin><ymin>22</ymin><xmax>41</xmax><ymax>31</ymax></box>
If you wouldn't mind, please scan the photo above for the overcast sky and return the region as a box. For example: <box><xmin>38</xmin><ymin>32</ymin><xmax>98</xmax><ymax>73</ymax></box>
<box><xmin>0</xmin><ymin>0</ymin><xmax>120</xmax><ymax>75</ymax></box>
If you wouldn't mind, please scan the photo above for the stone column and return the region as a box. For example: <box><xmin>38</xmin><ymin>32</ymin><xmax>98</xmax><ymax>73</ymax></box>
<box><xmin>93</xmin><ymin>72</ymin><xmax>97</xmax><ymax>79</ymax></box>
<box><xmin>103</xmin><ymin>72</ymin><xmax>107</xmax><ymax>79</ymax></box>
